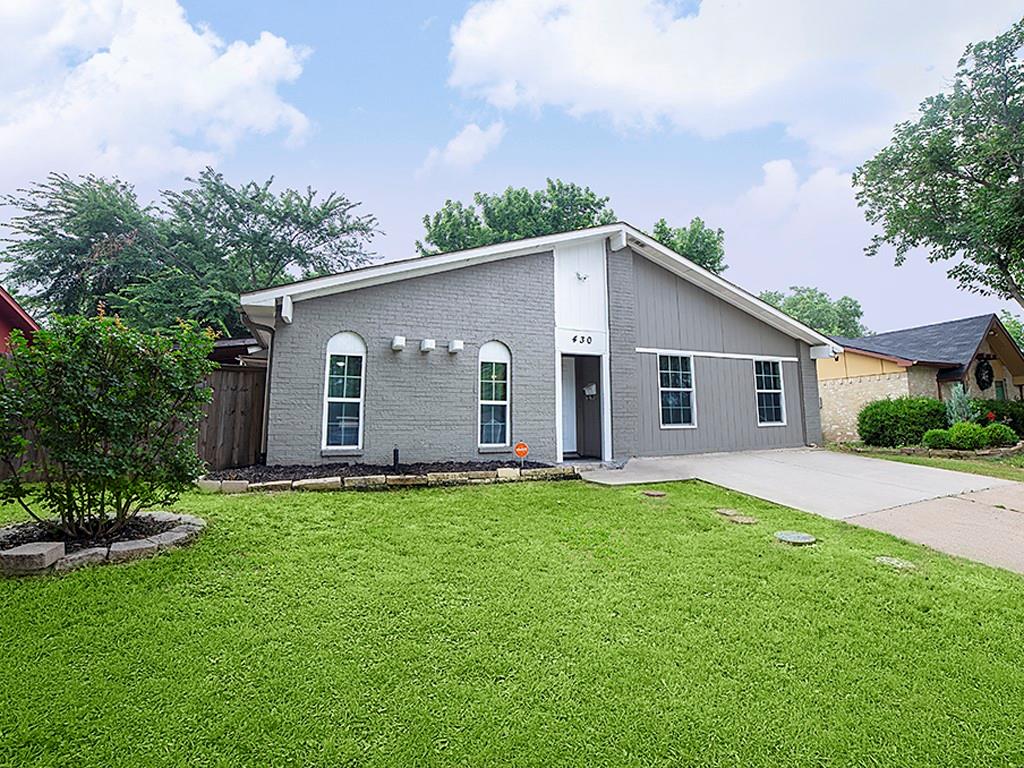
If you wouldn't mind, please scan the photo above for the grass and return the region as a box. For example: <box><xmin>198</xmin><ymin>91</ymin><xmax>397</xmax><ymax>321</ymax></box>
<box><xmin>833</xmin><ymin>445</ymin><xmax>1024</xmax><ymax>482</ymax></box>
<box><xmin>2</xmin><ymin>481</ymin><xmax>1024</xmax><ymax>767</ymax></box>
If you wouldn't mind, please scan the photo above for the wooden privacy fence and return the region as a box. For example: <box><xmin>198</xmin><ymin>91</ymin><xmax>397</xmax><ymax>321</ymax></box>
<box><xmin>198</xmin><ymin>365</ymin><xmax>266</xmax><ymax>471</ymax></box>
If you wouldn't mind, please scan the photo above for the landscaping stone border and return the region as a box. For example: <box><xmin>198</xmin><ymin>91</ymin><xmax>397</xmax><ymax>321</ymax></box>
<box><xmin>0</xmin><ymin>511</ymin><xmax>206</xmax><ymax>576</ymax></box>
<box><xmin>840</xmin><ymin>441</ymin><xmax>1024</xmax><ymax>459</ymax></box>
<box><xmin>196</xmin><ymin>465</ymin><xmax>578</xmax><ymax>494</ymax></box>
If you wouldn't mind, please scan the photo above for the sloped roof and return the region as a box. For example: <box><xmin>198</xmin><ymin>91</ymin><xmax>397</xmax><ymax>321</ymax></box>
<box><xmin>0</xmin><ymin>286</ymin><xmax>39</xmax><ymax>334</ymax></box>
<box><xmin>834</xmin><ymin>314</ymin><xmax>1004</xmax><ymax>373</ymax></box>
<box><xmin>240</xmin><ymin>222</ymin><xmax>839</xmax><ymax>350</ymax></box>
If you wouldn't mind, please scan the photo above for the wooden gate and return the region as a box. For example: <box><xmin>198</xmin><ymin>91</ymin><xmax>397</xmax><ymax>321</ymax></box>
<box><xmin>198</xmin><ymin>365</ymin><xmax>266</xmax><ymax>471</ymax></box>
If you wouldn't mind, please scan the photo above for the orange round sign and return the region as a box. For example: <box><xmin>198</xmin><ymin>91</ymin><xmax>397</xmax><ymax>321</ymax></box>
<box><xmin>514</xmin><ymin>441</ymin><xmax>529</xmax><ymax>459</ymax></box>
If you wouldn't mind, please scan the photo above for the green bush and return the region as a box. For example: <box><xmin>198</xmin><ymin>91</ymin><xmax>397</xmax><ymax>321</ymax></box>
<box><xmin>922</xmin><ymin>429</ymin><xmax>951</xmax><ymax>449</ymax></box>
<box><xmin>857</xmin><ymin>397</ymin><xmax>948</xmax><ymax>447</ymax></box>
<box><xmin>0</xmin><ymin>315</ymin><xmax>215</xmax><ymax>538</ymax></box>
<box><xmin>946</xmin><ymin>421</ymin><xmax>988</xmax><ymax>451</ymax></box>
<box><xmin>973</xmin><ymin>399</ymin><xmax>1024</xmax><ymax>436</ymax></box>
<box><xmin>945</xmin><ymin>383</ymin><xmax>976</xmax><ymax>425</ymax></box>
<box><xmin>983</xmin><ymin>422</ymin><xmax>1018</xmax><ymax>448</ymax></box>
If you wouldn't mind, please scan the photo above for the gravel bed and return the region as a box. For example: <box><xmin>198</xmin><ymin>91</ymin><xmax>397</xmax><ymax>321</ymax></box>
<box><xmin>208</xmin><ymin>459</ymin><xmax>550</xmax><ymax>483</ymax></box>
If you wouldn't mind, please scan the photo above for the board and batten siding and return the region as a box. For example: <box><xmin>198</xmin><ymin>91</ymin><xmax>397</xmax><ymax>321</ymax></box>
<box><xmin>266</xmin><ymin>252</ymin><xmax>557</xmax><ymax>466</ymax></box>
<box><xmin>611</xmin><ymin>249</ymin><xmax>821</xmax><ymax>457</ymax></box>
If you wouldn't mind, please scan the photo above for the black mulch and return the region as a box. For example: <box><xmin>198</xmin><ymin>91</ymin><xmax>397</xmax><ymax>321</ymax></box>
<box><xmin>0</xmin><ymin>516</ymin><xmax>177</xmax><ymax>554</ymax></box>
<box><xmin>208</xmin><ymin>459</ymin><xmax>550</xmax><ymax>483</ymax></box>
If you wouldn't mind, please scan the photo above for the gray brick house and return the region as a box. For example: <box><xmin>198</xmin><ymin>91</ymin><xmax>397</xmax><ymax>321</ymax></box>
<box><xmin>240</xmin><ymin>223</ymin><xmax>840</xmax><ymax>466</ymax></box>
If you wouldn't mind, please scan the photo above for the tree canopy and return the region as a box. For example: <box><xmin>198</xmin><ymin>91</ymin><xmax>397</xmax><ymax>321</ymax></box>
<box><xmin>652</xmin><ymin>217</ymin><xmax>727</xmax><ymax>274</ymax></box>
<box><xmin>759</xmin><ymin>286</ymin><xmax>869</xmax><ymax>338</ymax></box>
<box><xmin>417</xmin><ymin>179</ymin><xmax>616</xmax><ymax>255</ymax></box>
<box><xmin>1</xmin><ymin>169</ymin><xmax>378</xmax><ymax>336</ymax></box>
<box><xmin>853</xmin><ymin>17</ymin><xmax>1024</xmax><ymax>310</ymax></box>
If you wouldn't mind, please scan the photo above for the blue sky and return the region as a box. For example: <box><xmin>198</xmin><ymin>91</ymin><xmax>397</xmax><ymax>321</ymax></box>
<box><xmin>2</xmin><ymin>1</ymin><xmax>1022</xmax><ymax>332</ymax></box>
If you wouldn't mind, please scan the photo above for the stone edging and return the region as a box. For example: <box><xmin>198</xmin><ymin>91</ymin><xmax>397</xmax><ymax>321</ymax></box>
<box><xmin>196</xmin><ymin>466</ymin><xmax>578</xmax><ymax>494</ymax></box>
<box><xmin>841</xmin><ymin>441</ymin><xmax>1024</xmax><ymax>459</ymax></box>
<box><xmin>0</xmin><ymin>511</ymin><xmax>206</xmax><ymax>576</ymax></box>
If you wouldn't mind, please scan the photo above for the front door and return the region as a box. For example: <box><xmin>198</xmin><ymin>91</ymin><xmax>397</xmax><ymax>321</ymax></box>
<box><xmin>561</xmin><ymin>356</ymin><xmax>577</xmax><ymax>454</ymax></box>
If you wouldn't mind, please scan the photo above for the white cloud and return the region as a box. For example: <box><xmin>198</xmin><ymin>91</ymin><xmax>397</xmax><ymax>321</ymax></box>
<box><xmin>449</xmin><ymin>0</ymin><xmax>1022</xmax><ymax>163</ymax></box>
<box><xmin>709</xmin><ymin>160</ymin><xmax>1017</xmax><ymax>331</ymax></box>
<box><xmin>419</xmin><ymin>120</ymin><xmax>506</xmax><ymax>175</ymax></box>
<box><xmin>0</xmin><ymin>0</ymin><xmax>310</xmax><ymax>189</ymax></box>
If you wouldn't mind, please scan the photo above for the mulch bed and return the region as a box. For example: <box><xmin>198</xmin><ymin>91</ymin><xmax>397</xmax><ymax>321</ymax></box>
<box><xmin>209</xmin><ymin>459</ymin><xmax>550</xmax><ymax>483</ymax></box>
<box><xmin>0</xmin><ymin>516</ymin><xmax>177</xmax><ymax>554</ymax></box>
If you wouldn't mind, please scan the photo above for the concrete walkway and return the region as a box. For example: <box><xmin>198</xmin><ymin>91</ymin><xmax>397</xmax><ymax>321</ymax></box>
<box><xmin>584</xmin><ymin>448</ymin><xmax>1024</xmax><ymax>574</ymax></box>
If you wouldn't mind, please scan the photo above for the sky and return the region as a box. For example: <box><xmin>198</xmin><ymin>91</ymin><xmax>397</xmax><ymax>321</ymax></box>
<box><xmin>1</xmin><ymin>0</ymin><xmax>1022</xmax><ymax>333</ymax></box>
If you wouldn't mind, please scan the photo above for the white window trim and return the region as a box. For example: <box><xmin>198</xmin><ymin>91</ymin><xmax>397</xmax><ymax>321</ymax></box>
<box><xmin>753</xmin><ymin>358</ymin><xmax>787</xmax><ymax>427</ymax></box>
<box><xmin>321</xmin><ymin>333</ymin><xmax>366</xmax><ymax>450</ymax></box>
<box><xmin>658</xmin><ymin>354</ymin><xmax>697</xmax><ymax>430</ymax></box>
<box><xmin>479</xmin><ymin>341</ymin><xmax>511</xmax><ymax>448</ymax></box>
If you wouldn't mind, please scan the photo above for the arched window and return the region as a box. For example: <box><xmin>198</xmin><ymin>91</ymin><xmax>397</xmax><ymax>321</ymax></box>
<box><xmin>479</xmin><ymin>341</ymin><xmax>511</xmax><ymax>447</ymax></box>
<box><xmin>323</xmin><ymin>332</ymin><xmax>366</xmax><ymax>448</ymax></box>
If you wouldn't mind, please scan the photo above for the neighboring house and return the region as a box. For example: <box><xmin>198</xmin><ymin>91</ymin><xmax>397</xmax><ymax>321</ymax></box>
<box><xmin>209</xmin><ymin>336</ymin><xmax>267</xmax><ymax>367</ymax></box>
<box><xmin>0</xmin><ymin>286</ymin><xmax>38</xmax><ymax>354</ymax></box>
<box><xmin>240</xmin><ymin>223</ymin><xmax>839</xmax><ymax>466</ymax></box>
<box><xmin>818</xmin><ymin>314</ymin><xmax>1024</xmax><ymax>442</ymax></box>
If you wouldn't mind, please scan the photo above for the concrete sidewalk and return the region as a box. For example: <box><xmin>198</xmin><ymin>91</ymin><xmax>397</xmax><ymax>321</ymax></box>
<box><xmin>583</xmin><ymin>448</ymin><xmax>1024</xmax><ymax>574</ymax></box>
<box><xmin>583</xmin><ymin>448</ymin><xmax>1011</xmax><ymax>519</ymax></box>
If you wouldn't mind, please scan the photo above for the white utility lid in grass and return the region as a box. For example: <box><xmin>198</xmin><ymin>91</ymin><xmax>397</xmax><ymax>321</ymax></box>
<box><xmin>775</xmin><ymin>531</ymin><xmax>816</xmax><ymax>546</ymax></box>
<box><xmin>728</xmin><ymin>515</ymin><xmax>759</xmax><ymax>525</ymax></box>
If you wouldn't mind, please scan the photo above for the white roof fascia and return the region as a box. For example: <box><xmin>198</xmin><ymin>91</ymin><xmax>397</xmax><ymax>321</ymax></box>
<box><xmin>239</xmin><ymin>224</ymin><xmax>624</xmax><ymax>308</ymax></box>
<box><xmin>238</xmin><ymin>221</ymin><xmax>841</xmax><ymax>352</ymax></box>
<box><xmin>621</xmin><ymin>226</ymin><xmax>839</xmax><ymax>350</ymax></box>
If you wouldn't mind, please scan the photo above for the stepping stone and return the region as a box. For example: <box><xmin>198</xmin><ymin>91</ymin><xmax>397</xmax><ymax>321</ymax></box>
<box><xmin>728</xmin><ymin>515</ymin><xmax>759</xmax><ymax>525</ymax></box>
<box><xmin>642</xmin><ymin>490</ymin><xmax>667</xmax><ymax>498</ymax></box>
<box><xmin>875</xmin><ymin>555</ymin><xmax>916</xmax><ymax>570</ymax></box>
<box><xmin>775</xmin><ymin>530</ymin><xmax>816</xmax><ymax>546</ymax></box>
<box><xmin>716</xmin><ymin>508</ymin><xmax>740</xmax><ymax>517</ymax></box>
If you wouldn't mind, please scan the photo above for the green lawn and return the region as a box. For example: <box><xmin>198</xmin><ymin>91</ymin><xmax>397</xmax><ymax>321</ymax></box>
<box><xmin>2</xmin><ymin>481</ymin><xmax>1024</xmax><ymax>767</ymax></box>
<box><xmin>834</xmin><ymin>446</ymin><xmax>1024</xmax><ymax>482</ymax></box>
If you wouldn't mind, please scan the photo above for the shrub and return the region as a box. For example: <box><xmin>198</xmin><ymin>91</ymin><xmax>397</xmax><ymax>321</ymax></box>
<box><xmin>983</xmin><ymin>422</ymin><xmax>1018</xmax><ymax>448</ymax></box>
<box><xmin>945</xmin><ymin>383</ymin><xmax>976</xmax><ymax>425</ymax></box>
<box><xmin>857</xmin><ymin>397</ymin><xmax>948</xmax><ymax>447</ymax></box>
<box><xmin>0</xmin><ymin>314</ymin><xmax>215</xmax><ymax>538</ymax></box>
<box><xmin>922</xmin><ymin>429</ymin><xmax>951</xmax><ymax>449</ymax></box>
<box><xmin>972</xmin><ymin>398</ymin><xmax>1024</xmax><ymax>436</ymax></box>
<box><xmin>946</xmin><ymin>421</ymin><xmax>988</xmax><ymax>451</ymax></box>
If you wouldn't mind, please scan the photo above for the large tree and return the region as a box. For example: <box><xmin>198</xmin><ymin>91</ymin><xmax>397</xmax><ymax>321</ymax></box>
<box><xmin>853</xmin><ymin>18</ymin><xmax>1024</xmax><ymax>309</ymax></box>
<box><xmin>2</xmin><ymin>169</ymin><xmax>378</xmax><ymax>336</ymax></box>
<box><xmin>759</xmin><ymin>286</ymin><xmax>868</xmax><ymax>338</ymax></box>
<box><xmin>417</xmin><ymin>179</ymin><xmax>616</xmax><ymax>255</ymax></box>
<box><xmin>652</xmin><ymin>217</ymin><xmax>727</xmax><ymax>274</ymax></box>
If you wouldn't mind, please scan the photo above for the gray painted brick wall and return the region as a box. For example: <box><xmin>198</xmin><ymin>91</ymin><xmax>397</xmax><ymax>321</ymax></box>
<box><xmin>267</xmin><ymin>252</ymin><xmax>557</xmax><ymax>465</ymax></box>
<box><xmin>607</xmin><ymin>243</ymin><xmax>639</xmax><ymax>459</ymax></box>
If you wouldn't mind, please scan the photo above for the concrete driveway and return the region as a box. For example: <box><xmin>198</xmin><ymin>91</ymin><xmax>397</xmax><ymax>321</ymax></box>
<box><xmin>584</xmin><ymin>448</ymin><xmax>1024</xmax><ymax>574</ymax></box>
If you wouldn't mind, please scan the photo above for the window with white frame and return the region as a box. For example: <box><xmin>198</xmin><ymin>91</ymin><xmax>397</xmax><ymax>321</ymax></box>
<box><xmin>323</xmin><ymin>332</ymin><xmax>366</xmax><ymax>448</ymax></box>
<box><xmin>479</xmin><ymin>341</ymin><xmax>511</xmax><ymax>446</ymax></box>
<box><xmin>658</xmin><ymin>355</ymin><xmax>695</xmax><ymax>427</ymax></box>
<box><xmin>754</xmin><ymin>359</ymin><xmax>785</xmax><ymax>425</ymax></box>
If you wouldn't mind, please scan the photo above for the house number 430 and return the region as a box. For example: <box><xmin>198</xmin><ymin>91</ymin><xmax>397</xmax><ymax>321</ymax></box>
<box><xmin>571</xmin><ymin>335</ymin><xmax>593</xmax><ymax>345</ymax></box>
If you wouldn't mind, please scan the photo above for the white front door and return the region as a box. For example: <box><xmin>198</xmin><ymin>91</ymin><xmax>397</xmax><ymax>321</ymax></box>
<box><xmin>561</xmin><ymin>356</ymin><xmax>577</xmax><ymax>454</ymax></box>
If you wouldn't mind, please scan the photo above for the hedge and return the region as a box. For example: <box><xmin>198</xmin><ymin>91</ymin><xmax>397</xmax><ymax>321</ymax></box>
<box><xmin>973</xmin><ymin>399</ymin><xmax>1024</xmax><ymax>437</ymax></box>
<box><xmin>857</xmin><ymin>397</ymin><xmax>947</xmax><ymax>447</ymax></box>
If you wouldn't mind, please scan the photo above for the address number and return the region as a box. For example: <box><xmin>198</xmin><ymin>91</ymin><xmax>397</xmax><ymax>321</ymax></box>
<box><xmin>571</xmin><ymin>335</ymin><xmax>593</xmax><ymax>345</ymax></box>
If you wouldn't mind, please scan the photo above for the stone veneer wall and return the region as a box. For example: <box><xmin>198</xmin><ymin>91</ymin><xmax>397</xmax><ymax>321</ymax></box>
<box><xmin>907</xmin><ymin>365</ymin><xmax>940</xmax><ymax>398</ymax></box>
<box><xmin>819</xmin><ymin>371</ymin><xmax>910</xmax><ymax>443</ymax></box>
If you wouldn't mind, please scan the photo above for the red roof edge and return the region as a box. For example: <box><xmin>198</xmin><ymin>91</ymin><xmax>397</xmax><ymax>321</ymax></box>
<box><xmin>0</xmin><ymin>286</ymin><xmax>40</xmax><ymax>334</ymax></box>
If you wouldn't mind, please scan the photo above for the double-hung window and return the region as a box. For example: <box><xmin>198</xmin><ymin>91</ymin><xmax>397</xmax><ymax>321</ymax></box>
<box><xmin>479</xmin><ymin>341</ymin><xmax>511</xmax><ymax>447</ymax></box>
<box><xmin>323</xmin><ymin>332</ymin><xmax>366</xmax><ymax>448</ymax></box>
<box><xmin>658</xmin><ymin>355</ymin><xmax>695</xmax><ymax>427</ymax></box>
<box><xmin>754</xmin><ymin>359</ymin><xmax>786</xmax><ymax>426</ymax></box>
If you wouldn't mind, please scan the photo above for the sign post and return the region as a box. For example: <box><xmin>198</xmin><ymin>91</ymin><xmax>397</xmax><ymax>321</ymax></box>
<box><xmin>514</xmin><ymin>441</ymin><xmax>529</xmax><ymax>469</ymax></box>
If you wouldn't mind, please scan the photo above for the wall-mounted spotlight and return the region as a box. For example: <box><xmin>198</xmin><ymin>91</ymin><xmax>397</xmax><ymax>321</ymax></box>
<box><xmin>448</xmin><ymin>340</ymin><xmax>464</xmax><ymax>354</ymax></box>
<box><xmin>391</xmin><ymin>335</ymin><xmax>406</xmax><ymax>351</ymax></box>
<box><xmin>420</xmin><ymin>339</ymin><xmax>436</xmax><ymax>353</ymax></box>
